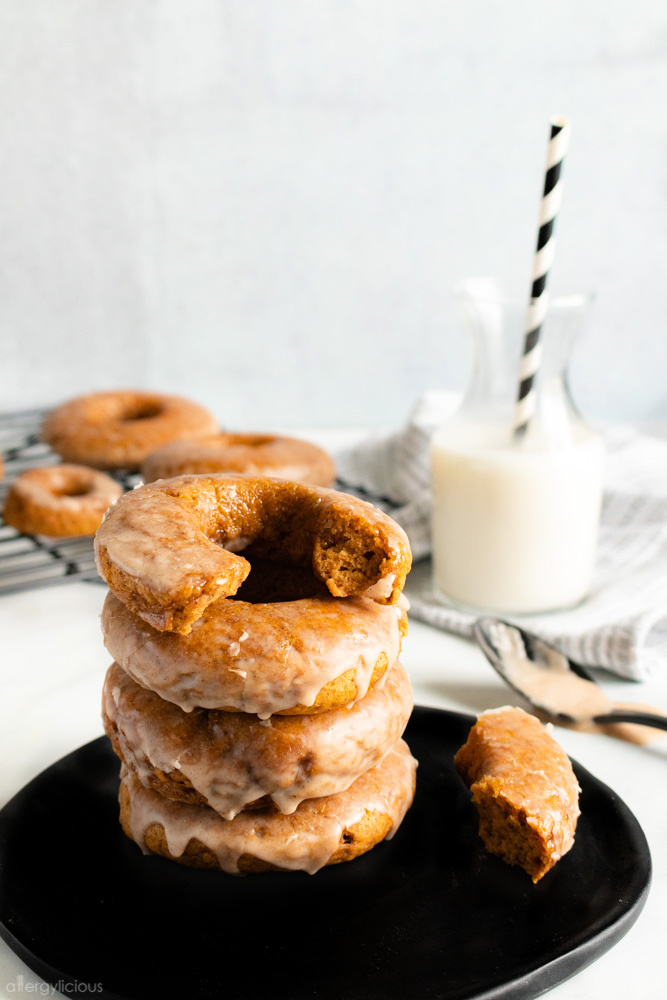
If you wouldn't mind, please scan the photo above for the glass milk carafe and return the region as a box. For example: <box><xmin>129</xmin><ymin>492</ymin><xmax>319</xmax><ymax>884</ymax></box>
<box><xmin>431</xmin><ymin>284</ymin><xmax>604</xmax><ymax>615</ymax></box>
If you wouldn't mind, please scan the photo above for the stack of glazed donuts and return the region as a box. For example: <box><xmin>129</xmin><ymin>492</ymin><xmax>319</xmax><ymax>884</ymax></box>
<box><xmin>97</xmin><ymin>474</ymin><xmax>418</xmax><ymax>874</ymax></box>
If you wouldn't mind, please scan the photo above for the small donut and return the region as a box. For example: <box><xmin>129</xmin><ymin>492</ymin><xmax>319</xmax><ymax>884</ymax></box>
<box><xmin>119</xmin><ymin>739</ymin><xmax>417</xmax><ymax>873</ymax></box>
<box><xmin>103</xmin><ymin>660</ymin><xmax>413</xmax><ymax>819</ymax></box>
<box><xmin>95</xmin><ymin>475</ymin><xmax>412</xmax><ymax>634</ymax></box>
<box><xmin>42</xmin><ymin>390</ymin><xmax>219</xmax><ymax>471</ymax></box>
<box><xmin>101</xmin><ymin>585</ymin><xmax>408</xmax><ymax>716</ymax></box>
<box><xmin>142</xmin><ymin>433</ymin><xmax>336</xmax><ymax>488</ymax></box>
<box><xmin>3</xmin><ymin>465</ymin><xmax>122</xmax><ymax>538</ymax></box>
<box><xmin>455</xmin><ymin>707</ymin><xmax>581</xmax><ymax>883</ymax></box>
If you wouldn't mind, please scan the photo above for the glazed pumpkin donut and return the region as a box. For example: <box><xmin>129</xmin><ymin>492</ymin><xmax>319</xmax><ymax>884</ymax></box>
<box><xmin>95</xmin><ymin>475</ymin><xmax>412</xmax><ymax>634</ymax></box>
<box><xmin>101</xmin><ymin>587</ymin><xmax>408</xmax><ymax>716</ymax></box>
<box><xmin>103</xmin><ymin>660</ymin><xmax>413</xmax><ymax>819</ymax></box>
<box><xmin>3</xmin><ymin>465</ymin><xmax>122</xmax><ymax>537</ymax></box>
<box><xmin>42</xmin><ymin>390</ymin><xmax>218</xmax><ymax>471</ymax></box>
<box><xmin>119</xmin><ymin>739</ymin><xmax>417</xmax><ymax>873</ymax></box>
<box><xmin>455</xmin><ymin>707</ymin><xmax>580</xmax><ymax>882</ymax></box>
<box><xmin>142</xmin><ymin>433</ymin><xmax>336</xmax><ymax>488</ymax></box>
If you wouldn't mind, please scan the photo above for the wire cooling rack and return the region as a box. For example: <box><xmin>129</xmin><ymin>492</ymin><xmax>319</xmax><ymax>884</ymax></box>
<box><xmin>0</xmin><ymin>410</ymin><xmax>140</xmax><ymax>597</ymax></box>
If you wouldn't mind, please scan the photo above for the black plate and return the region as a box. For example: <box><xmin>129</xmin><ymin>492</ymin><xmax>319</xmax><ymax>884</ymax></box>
<box><xmin>0</xmin><ymin>708</ymin><xmax>651</xmax><ymax>1000</ymax></box>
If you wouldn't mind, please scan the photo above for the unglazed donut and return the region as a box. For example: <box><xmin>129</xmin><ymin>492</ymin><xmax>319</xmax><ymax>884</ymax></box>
<box><xmin>119</xmin><ymin>739</ymin><xmax>417</xmax><ymax>874</ymax></box>
<box><xmin>3</xmin><ymin>465</ymin><xmax>122</xmax><ymax>537</ymax></box>
<box><xmin>42</xmin><ymin>391</ymin><xmax>218</xmax><ymax>471</ymax></box>
<box><xmin>101</xmin><ymin>588</ymin><xmax>407</xmax><ymax>716</ymax></box>
<box><xmin>142</xmin><ymin>433</ymin><xmax>336</xmax><ymax>488</ymax></box>
<box><xmin>103</xmin><ymin>660</ymin><xmax>413</xmax><ymax>818</ymax></box>
<box><xmin>95</xmin><ymin>475</ymin><xmax>412</xmax><ymax>634</ymax></box>
<box><xmin>455</xmin><ymin>707</ymin><xmax>580</xmax><ymax>882</ymax></box>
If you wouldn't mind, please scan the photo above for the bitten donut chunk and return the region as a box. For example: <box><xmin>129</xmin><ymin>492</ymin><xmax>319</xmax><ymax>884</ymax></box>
<box><xmin>142</xmin><ymin>433</ymin><xmax>336</xmax><ymax>488</ymax></box>
<box><xmin>95</xmin><ymin>475</ymin><xmax>412</xmax><ymax>634</ymax></box>
<box><xmin>103</xmin><ymin>660</ymin><xmax>413</xmax><ymax>818</ymax></box>
<box><xmin>3</xmin><ymin>465</ymin><xmax>122</xmax><ymax>537</ymax></box>
<box><xmin>119</xmin><ymin>739</ymin><xmax>417</xmax><ymax>873</ymax></box>
<box><xmin>101</xmin><ymin>586</ymin><xmax>407</xmax><ymax>716</ymax></box>
<box><xmin>455</xmin><ymin>706</ymin><xmax>581</xmax><ymax>883</ymax></box>
<box><xmin>42</xmin><ymin>391</ymin><xmax>218</xmax><ymax>470</ymax></box>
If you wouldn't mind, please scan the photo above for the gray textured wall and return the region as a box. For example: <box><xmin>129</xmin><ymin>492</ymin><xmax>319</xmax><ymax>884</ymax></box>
<box><xmin>1</xmin><ymin>1</ymin><xmax>666</xmax><ymax>428</ymax></box>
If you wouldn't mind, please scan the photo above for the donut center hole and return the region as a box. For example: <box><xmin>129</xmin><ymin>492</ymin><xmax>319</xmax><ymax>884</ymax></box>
<box><xmin>58</xmin><ymin>482</ymin><xmax>94</xmax><ymax>497</ymax></box>
<box><xmin>121</xmin><ymin>402</ymin><xmax>164</xmax><ymax>422</ymax></box>
<box><xmin>220</xmin><ymin>434</ymin><xmax>276</xmax><ymax>448</ymax></box>
<box><xmin>237</xmin><ymin>435</ymin><xmax>275</xmax><ymax>448</ymax></box>
<box><xmin>231</xmin><ymin>556</ymin><xmax>327</xmax><ymax>604</ymax></box>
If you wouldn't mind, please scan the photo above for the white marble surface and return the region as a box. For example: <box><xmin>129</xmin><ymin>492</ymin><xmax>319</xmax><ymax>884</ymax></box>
<box><xmin>0</xmin><ymin>576</ymin><xmax>665</xmax><ymax>999</ymax></box>
<box><xmin>1</xmin><ymin>1</ymin><xmax>667</xmax><ymax>427</ymax></box>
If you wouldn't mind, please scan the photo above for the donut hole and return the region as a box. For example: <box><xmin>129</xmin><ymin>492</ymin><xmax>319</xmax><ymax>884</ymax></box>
<box><xmin>226</xmin><ymin>434</ymin><xmax>276</xmax><ymax>448</ymax></box>
<box><xmin>121</xmin><ymin>401</ymin><xmax>164</xmax><ymax>422</ymax></box>
<box><xmin>232</xmin><ymin>556</ymin><xmax>327</xmax><ymax>604</ymax></box>
<box><xmin>60</xmin><ymin>482</ymin><xmax>95</xmax><ymax>498</ymax></box>
<box><xmin>49</xmin><ymin>474</ymin><xmax>97</xmax><ymax>498</ymax></box>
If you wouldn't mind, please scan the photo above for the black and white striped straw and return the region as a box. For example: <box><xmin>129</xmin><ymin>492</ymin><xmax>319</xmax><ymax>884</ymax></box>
<box><xmin>514</xmin><ymin>116</ymin><xmax>571</xmax><ymax>435</ymax></box>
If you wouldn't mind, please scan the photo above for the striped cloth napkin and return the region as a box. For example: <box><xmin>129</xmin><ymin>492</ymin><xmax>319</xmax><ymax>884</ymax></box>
<box><xmin>335</xmin><ymin>391</ymin><xmax>667</xmax><ymax>682</ymax></box>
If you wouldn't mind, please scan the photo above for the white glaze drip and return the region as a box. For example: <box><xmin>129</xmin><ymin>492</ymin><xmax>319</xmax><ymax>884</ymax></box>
<box><xmin>123</xmin><ymin>739</ymin><xmax>417</xmax><ymax>874</ymax></box>
<box><xmin>102</xmin><ymin>592</ymin><xmax>406</xmax><ymax>717</ymax></box>
<box><xmin>104</xmin><ymin>661</ymin><xmax>413</xmax><ymax>819</ymax></box>
<box><xmin>363</xmin><ymin>573</ymin><xmax>396</xmax><ymax>600</ymax></box>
